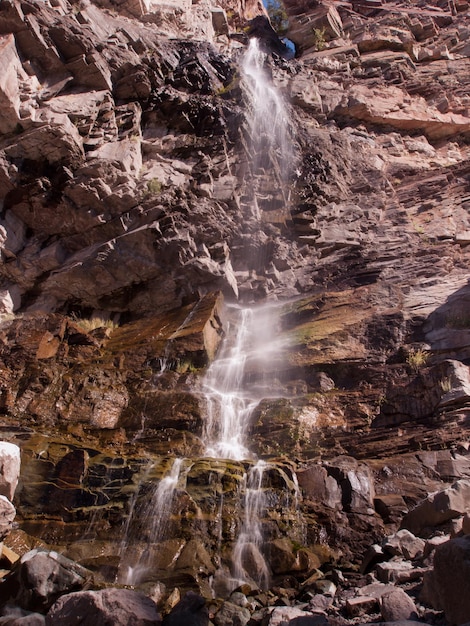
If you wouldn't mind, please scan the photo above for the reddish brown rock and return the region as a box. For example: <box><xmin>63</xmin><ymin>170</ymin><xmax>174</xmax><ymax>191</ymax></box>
<box><xmin>423</xmin><ymin>535</ymin><xmax>470</xmax><ymax>625</ymax></box>
<box><xmin>380</xmin><ymin>588</ymin><xmax>418</xmax><ymax>621</ymax></box>
<box><xmin>46</xmin><ymin>588</ymin><xmax>161</xmax><ymax>625</ymax></box>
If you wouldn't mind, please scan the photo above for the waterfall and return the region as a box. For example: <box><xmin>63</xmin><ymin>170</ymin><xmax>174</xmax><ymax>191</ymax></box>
<box><xmin>201</xmin><ymin>37</ymin><xmax>294</xmax><ymax>591</ymax></box>
<box><xmin>241</xmin><ymin>38</ymin><xmax>293</xmax><ymax>220</ymax></box>
<box><xmin>203</xmin><ymin>307</ymin><xmax>255</xmax><ymax>460</ymax></box>
<box><xmin>232</xmin><ymin>460</ymin><xmax>270</xmax><ymax>590</ymax></box>
<box><xmin>117</xmin><ymin>457</ymin><xmax>185</xmax><ymax>585</ymax></box>
<box><xmin>202</xmin><ymin>303</ymin><xmax>287</xmax><ymax>461</ymax></box>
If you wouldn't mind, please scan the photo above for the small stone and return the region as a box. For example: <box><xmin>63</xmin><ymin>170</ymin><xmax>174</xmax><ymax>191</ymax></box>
<box><xmin>360</xmin><ymin>544</ymin><xmax>385</xmax><ymax>574</ymax></box>
<box><xmin>308</xmin><ymin>593</ymin><xmax>334</xmax><ymax>613</ymax></box>
<box><xmin>0</xmin><ymin>543</ymin><xmax>20</xmax><ymax>567</ymax></box>
<box><xmin>313</xmin><ymin>579</ymin><xmax>336</xmax><ymax>596</ymax></box>
<box><xmin>0</xmin><ymin>495</ymin><xmax>16</xmax><ymax>541</ymax></box>
<box><xmin>424</xmin><ymin>535</ymin><xmax>451</xmax><ymax>557</ymax></box>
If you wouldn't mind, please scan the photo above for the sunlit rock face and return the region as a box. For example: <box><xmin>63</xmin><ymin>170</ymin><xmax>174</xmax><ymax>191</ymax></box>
<box><xmin>0</xmin><ymin>0</ymin><xmax>470</xmax><ymax>620</ymax></box>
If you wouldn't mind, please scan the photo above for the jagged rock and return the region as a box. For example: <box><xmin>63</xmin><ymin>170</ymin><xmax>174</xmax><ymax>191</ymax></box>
<box><xmin>45</xmin><ymin>588</ymin><xmax>161</xmax><ymax>625</ymax></box>
<box><xmin>334</xmin><ymin>83</ymin><xmax>470</xmax><ymax>140</ymax></box>
<box><xmin>0</xmin><ymin>34</ymin><xmax>26</xmax><ymax>134</ymax></box>
<box><xmin>161</xmin><ymin>591</ymin><xmax>208</xmax><ymax>626</ymax></box>
<box><xmin>284</xmin><ymin>1</ymin><xmax>343</xmax><ymax>52</ymax></box>
<box><xmin>4</xmin><ymin>112</ymin><xmax>84</xmax><ymax>165</ymax></box>
<box><xmin>422</xmin><ymin>535</ymin><xmax>470</xmax><ymax>625</ymax></box>
<box><xmin>0</xmin><ymin>442</ymin><xmax>21</xmax><ymax>501</ymax></box>
<box><xmin>383</xmin><ymin>529</ymin><xmax>425</xmax><ymax>560</ymax></box>
<box><xmin>380</xmin><ymin>588</ymin><xmax>418</xmax><ymax>622</ymax></box>
<box><xmin>0</xmin><ymin>549</ymin><xmax>93</xmax><ymax>612</ymax></box>
<box><xmin>296</xmin><ymin>464</ymin><xmax>342</xmax><ymax>510</ymax></box>
<box><xmin>324</xmin><ymin>456</ymin><xmax>375</xmax><ymax>514</ymax></box>
<box><xmin>375</xmin><ymin>560</ymin><xmax>414</xmax><ymax>584</ymax></box>
<box><xmin>401</xmin><ymin>479</ymin><xmax>470</xmax><ymax>536</ymax></box>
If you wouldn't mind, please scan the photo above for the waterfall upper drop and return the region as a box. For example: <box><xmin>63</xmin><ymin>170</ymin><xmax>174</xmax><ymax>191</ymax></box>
<box><xmin>241</xmin><ymin>37</ymin><xmax>293</xmax><ymax>221</ymax></box>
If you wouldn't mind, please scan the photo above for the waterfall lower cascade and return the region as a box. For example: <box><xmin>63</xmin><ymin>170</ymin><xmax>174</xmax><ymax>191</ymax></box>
<box><xmin>117</xmin><ymin>458</ymin><xmax>186</xmax><ymax>585</ymax></box>
<box><xmin>231</xmin><ymin>460</ymin><xmax>271</xmax><ymax>590</ymax></box>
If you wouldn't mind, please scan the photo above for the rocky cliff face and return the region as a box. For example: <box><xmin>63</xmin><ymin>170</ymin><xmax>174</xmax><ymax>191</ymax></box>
<box><xmin>0</xmin><ymin>0</ymin><xmax>470</xmax><ymax>622</ymax></box>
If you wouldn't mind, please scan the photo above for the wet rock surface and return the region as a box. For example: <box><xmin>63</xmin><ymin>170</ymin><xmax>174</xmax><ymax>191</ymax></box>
<box><xmin>0</xmin><ymin>0</ymin><xmax>469</xmax><ymax>623</ymax></box>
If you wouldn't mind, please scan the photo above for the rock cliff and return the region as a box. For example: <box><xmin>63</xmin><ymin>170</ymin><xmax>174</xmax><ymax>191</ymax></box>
<box><xmin>0</xmin><ymin>0</ymin><xmax>470</xmax><ymax>622</ymax></box>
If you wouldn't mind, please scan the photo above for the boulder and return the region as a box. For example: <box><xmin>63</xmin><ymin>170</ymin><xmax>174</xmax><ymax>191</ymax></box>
<box><xmin>46</xmin><ymin>588</ymin><xmax>161</xmax><ymax>625</ymax></box>
<box><xmin>380</xmin><ymin>588</ymin><xmax>418</xmax><ymax>621</ymax></box>
<box><xmin>0</xmin><ymin>442</ymin><xmax>21</xmax><ymax>501</ymax></box>
<box><xmin>0</xmin><ymin>549</ymin><xmax>93</xmax><ymax>612</ymax></box>
<box><xmin>161</xmin><ymin>591</ymin><xmax>208</xmax><ymax>626</ymax></box>
<box><xmin>214</xmin><ymin>600</ymin><xmax>250</xmax><ymax>626</ymax></box>
<box><xmin>0</xmin><ymin>494</ymin><xmax>16</xmax><ymax>540</ymax></box>
<box><xmin>266</xmin><ymin>537</ymin><xmax>297</xmax><ymax>574</ymax></box>
<box><xmin>383</xmin><ymin>529</ymin><xmax>425</xmax><ymax>560</ymax></box>
<box><xmin>422</xmin><ymin>535</ymin><xmax>470</xmax><ymax>625</ymax></box>
<box><xmin>296</xmin><ymin>464</ymin><xmax>342</xmax><ymax>510</ymax></box>
<box><xmin>324</xmin><ymin>456</ymin><xmax>375</xmax><ymax>514</ymax></box>
<box><xmin>401</xmin><ymin>479</ymin><xmax>470</xmax><ymax>535</ymax></box>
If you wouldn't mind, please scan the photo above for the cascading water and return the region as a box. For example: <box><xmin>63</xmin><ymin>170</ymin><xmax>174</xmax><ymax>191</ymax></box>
<box><xmin>117</xmin><ymin>37</ymin><xmax>295</xmax><ymax>594</ymax></box>
<box><xmin>202</xmin><ymin>38</ymin><xmax>294</xmax><ymax>591</ymax></box>
<box><xmin>117</xmin><ymin>457</ymin><xmax>185</xmax><ymax>585</ymax></box>
<box><xmin>241</xmin><ymin>38</ymin><xmax>292</xmax><ymax>217</ymax></box>
<box><xmin>231</xmin><ymin>460</ymin><xmax>271</xmax><ymax>589</ymax></box>
<box><xmin>202</xmin><ymin>303</ymin><xmax>288</xmax><ymax>461</ymax></box>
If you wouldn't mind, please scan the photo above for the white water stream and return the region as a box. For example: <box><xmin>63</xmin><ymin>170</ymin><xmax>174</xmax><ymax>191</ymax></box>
<box><xmin>202</xmin><ymin>39</ymin><xmax>294</xmax><ymax>590</ymax></box>
<box><xmin>202</xmin><ymin>303</ymin><xmax>287</xmax><ymax>461</ymax></box>
<box><xmin>231</xmin><ymin>460</ymin><xmax>271</xmax><ymax>589</ymax></box>
<box><xmin>118</xmin><ymin>458</ymin><xmax>185</xmax><ymax>585</ymax></box>
<box><xmin>241</xmin><ymin>38</ymin><xmax>292</xmax><ymax>210</ymax></box>
<box><xmin>118</xmin><ymin>38</ymin><xmax>294</xmax><ymax>592</ymax></box>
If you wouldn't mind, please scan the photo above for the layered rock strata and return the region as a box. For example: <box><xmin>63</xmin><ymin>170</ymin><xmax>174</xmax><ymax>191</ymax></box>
<box><xmin>0</xmin><ymin>0</ymin><xmax>469</xmax><ymax>623</ymax></box>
